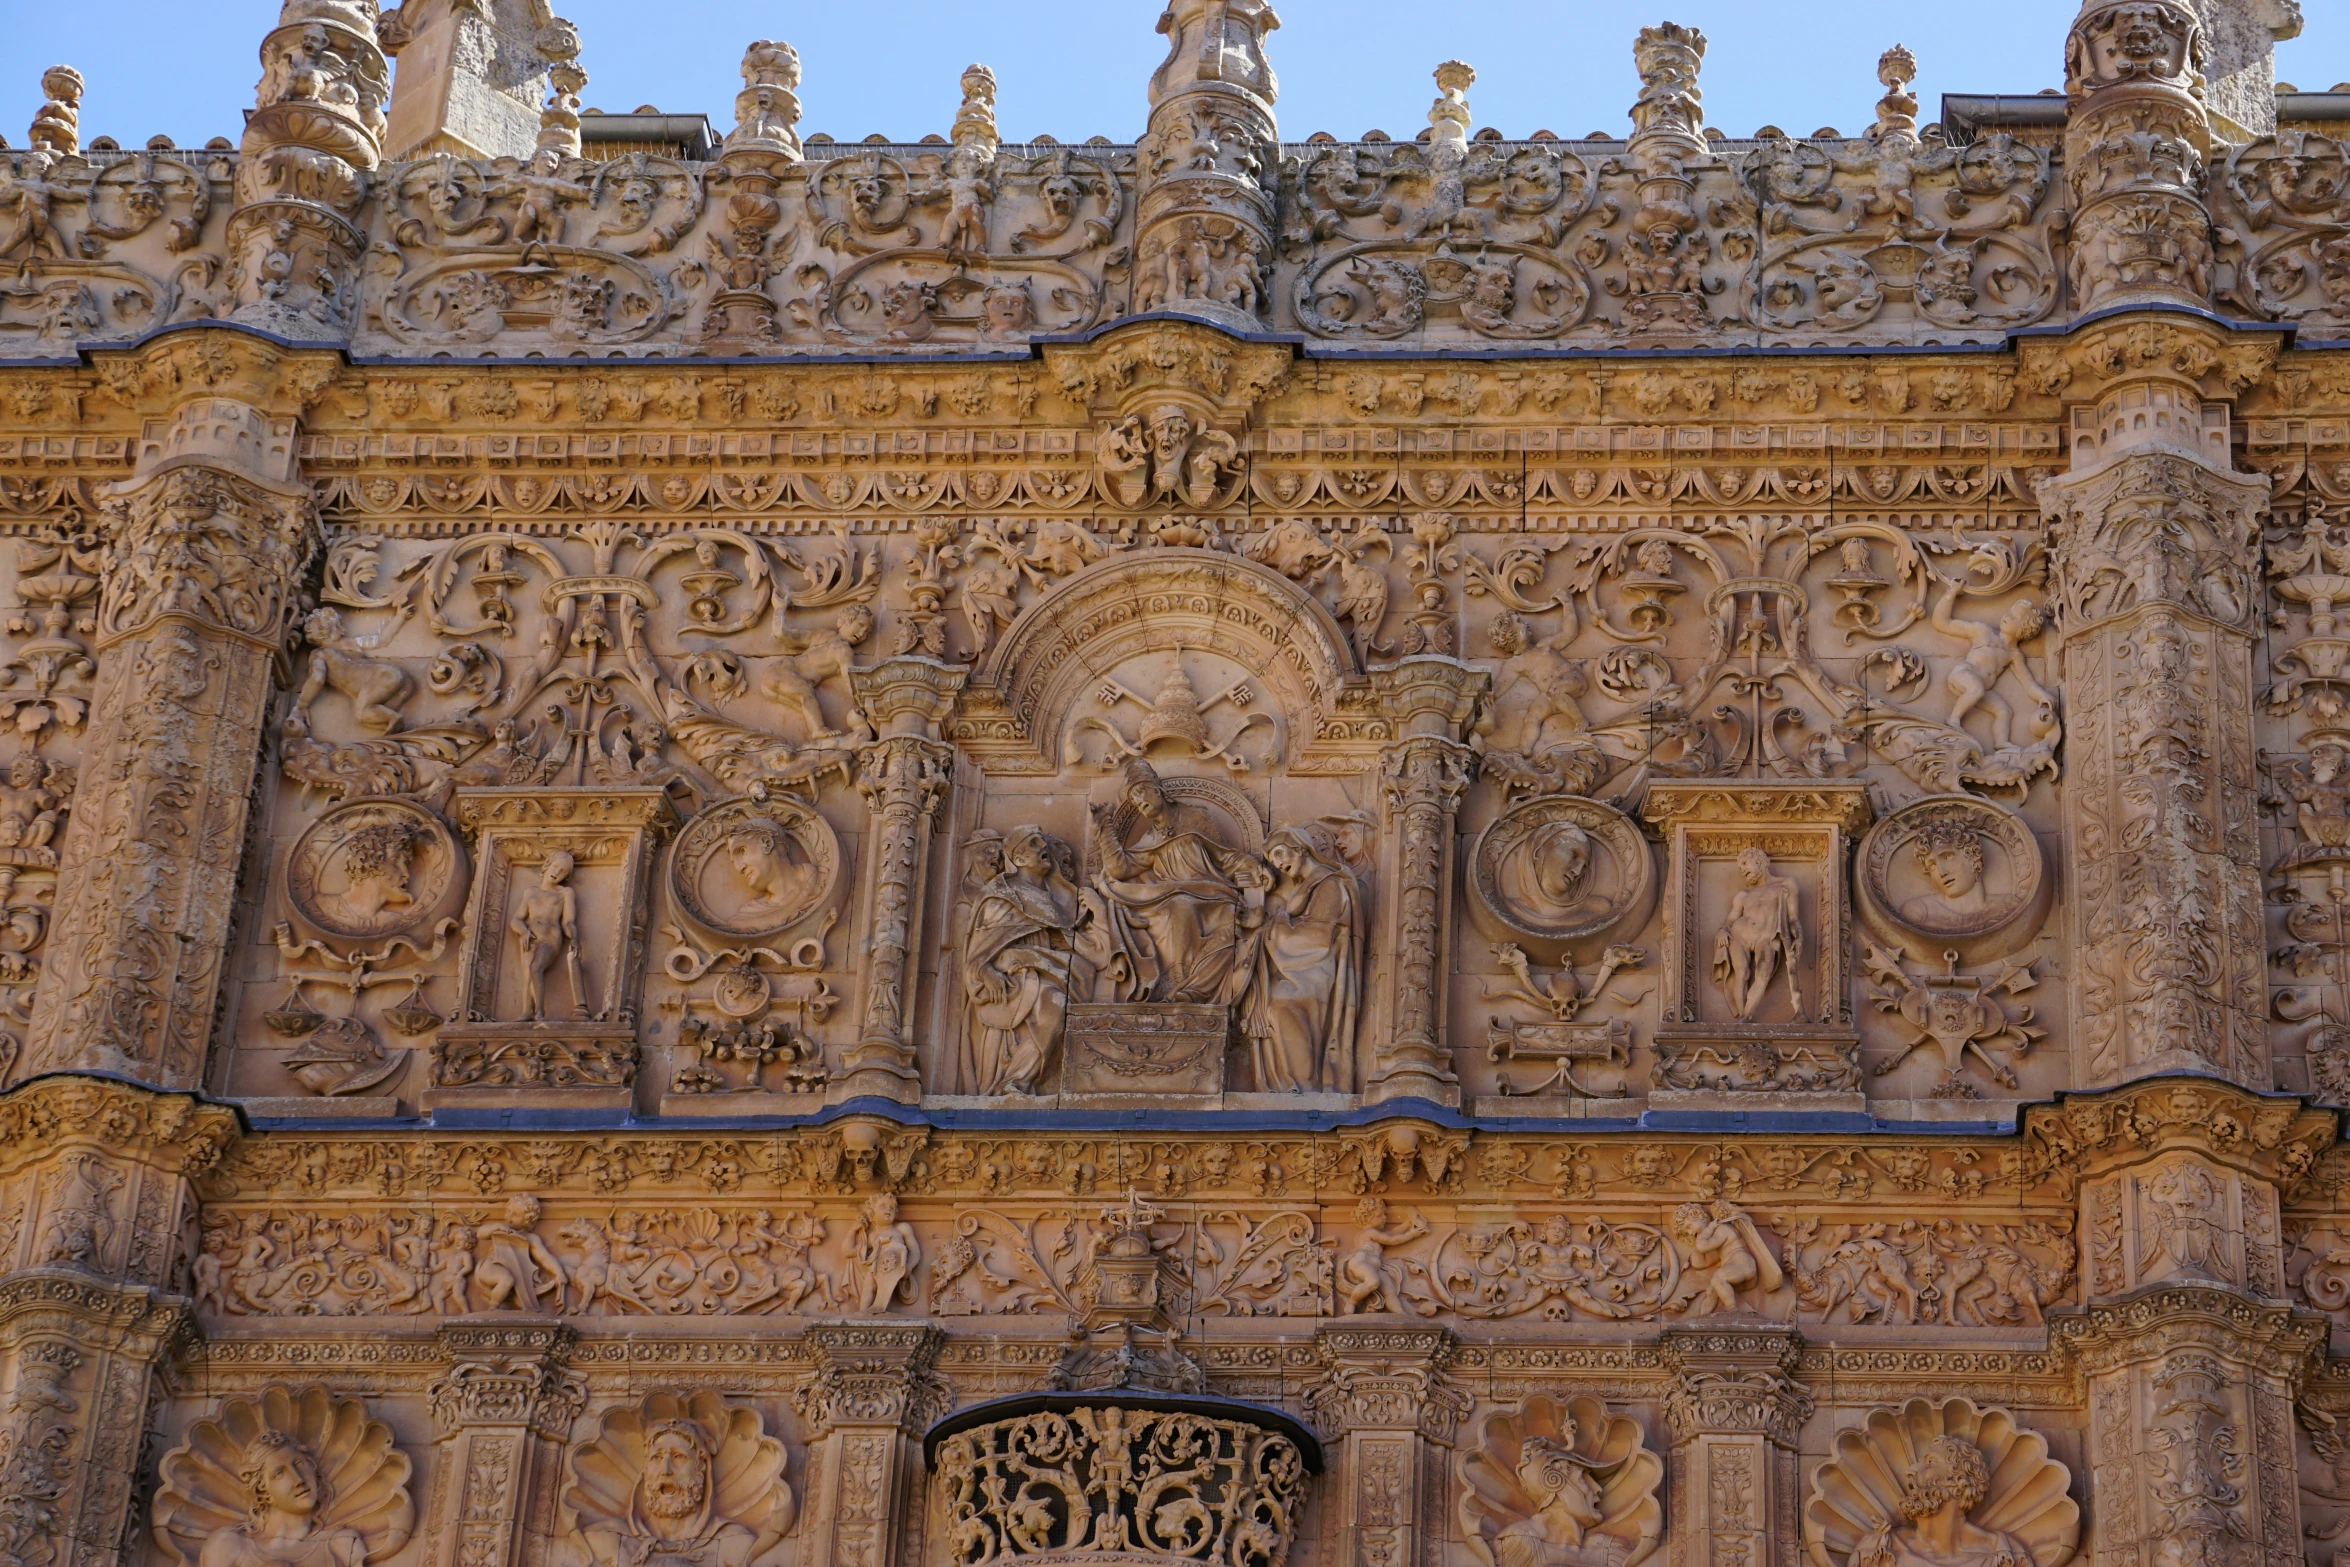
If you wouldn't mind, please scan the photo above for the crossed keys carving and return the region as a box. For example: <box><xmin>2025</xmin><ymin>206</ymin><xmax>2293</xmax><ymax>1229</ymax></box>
<box><xmin>1072</xmin><ymin>651</ymin><xmax>1281</xmax><ymax>773</ymax></box>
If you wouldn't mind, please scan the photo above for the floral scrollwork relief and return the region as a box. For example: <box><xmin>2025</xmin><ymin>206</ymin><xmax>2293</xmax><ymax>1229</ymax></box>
<box><xmin>1458</xmin><ymin>1392</ymin><xmax>1663</xmax><ymax>1567</ymax></box>
<box><xmin>560</xmin><ymin>1388</ymin><xmax>795</xmax><ymax>1567</ymax></box>
<box><xmin>932</xmin><ymin>1403</ymin><xmax>1308</xmax><ymax>1567</ymax></box>
<box><xmin>152</xmin><ymin>1384</ymin><xmax>417</xmax><ymax>1567</ymax></box>
<box><xmin>1802</xmin><ymin>1397</ymin><xmax>2079</xmax><ymax>1567</ymax></box>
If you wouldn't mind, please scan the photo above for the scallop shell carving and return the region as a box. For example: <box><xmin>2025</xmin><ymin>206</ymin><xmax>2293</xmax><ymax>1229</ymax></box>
<box><xmin>151</xmin><ymin>1383</ymin><xmax>416</xmax><ymax>1566</ymax></box>
<box><xmin>1803</xmin><ymin>1397</ymin><xmax>2079</xmax><ymax>1567</ymax></box>
<box><xmin>1459</xmin><ymin>1391</ymin><xmax>1663</xmax><ymax>1567</ymax></box>
<box><xmin>561</xmin><ymin>1388</ymin><xmax>795</xmax><ymax>1563</ymax></box>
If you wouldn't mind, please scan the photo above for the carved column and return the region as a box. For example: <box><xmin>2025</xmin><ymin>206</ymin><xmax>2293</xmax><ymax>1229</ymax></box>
<box><xmin>1133</xmin><ymin>0</ymin><xmax>1281</xmax><ymax>328</ymax></box>
<box><xmin>230</xmin><ymin>0</ymin><xmax>388</xmax><ymax>335</ymax></box>
<box><xmin>0</xmin><ymin>1075</ymin><xmax>238</xmax><ymax>1567</ymax></box>
<box><xmin>1303</xmin><ymin>1325</ymin><xmax>1469</xmax><ymax>1567</ymax></box>
<box><xmin>1367</xmin><ymin>658</ymin><xmax>1488</xmax><ymax>1106</ymax></box>
<box><xmin>2063</xmin><ymin>0</ymin><xmax>2216</xmax><ymax>313</ymax></box>
<box><xmin>793</xmin><ymin>1322</ymin><xmax>949</xmax><ymax>1567</ymax></box>
<box><xmin>844</xmin><ymin>657</ymin><xmax>966</xmax><ymax>1102</ymax></box>
<box><xmin>2036</xmin><ymin>321</ymin><xmax>2272</xmax><ymax>1090</ymax></box>
<box><xmin>1659</xmin><ymin>1325</ymin><xmax>1813</xmax><ymax>1567</ymax></box>
<box><xmin>424</xmin><ymin>1324</ymin><xmax>585</xmax><ymax>1567</ymax></box>
<box><xmin>2049</xmin><ymin>1080</ymin><xmax>2334</xmax><ymax>1567</ymax></box>
<box><xmin>18</xmin><ymin>381</ymin><xmax>320</xmax><ymax>1090</ymax></box>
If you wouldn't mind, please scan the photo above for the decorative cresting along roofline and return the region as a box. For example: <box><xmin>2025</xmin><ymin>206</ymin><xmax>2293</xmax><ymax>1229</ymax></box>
<box><xmin>3</xmin><ymin>5</ymin><xmax>2342</xmax><ymax>363</ymax></box>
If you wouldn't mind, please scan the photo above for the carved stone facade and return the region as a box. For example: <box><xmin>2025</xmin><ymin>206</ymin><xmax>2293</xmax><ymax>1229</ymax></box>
<box><xmin>0</xmin><ymin>4</ymin><xmax>2348</xmax><ymax>1564</ymax></box>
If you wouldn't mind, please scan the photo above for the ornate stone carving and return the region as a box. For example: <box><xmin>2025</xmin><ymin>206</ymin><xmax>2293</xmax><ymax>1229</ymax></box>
<box><xmin>1459</xmin><ymin>1393</ymin><xmax>1664</xmax><ymax>1567</ymax></box>
<box><xmin>1803</xmin><ymin>1397</ymin><xmax>2078</xmax><ymax>1567</ymax></box>
<box><xmin>1643</xmin><ymin>783</ymin><xmax>1872</xmax><ymax>1103</ymax></box>
<box><xmin>1855</xmin><ymin>795</ymin><xmax>2051</xmax><ymax>963</ymax></box>
<box><xmin>932</xmin><ymin>1401</ymin><xmax>1308</xmax><ymax>1566</ymax></box>
<box><xmin>430</xmin><ymin>787</ymin><xmax>675</xmax><ymax>1107</ymax></box>
<box><xmin>559</xmin><ymin>1388</ymin><xmax>794</xmax><ymax>1567</ymax></box>
<box><xmin>152</xmin><ymin>1384</ymin><xmax>417</xmax><ymax>1566</ymax></box>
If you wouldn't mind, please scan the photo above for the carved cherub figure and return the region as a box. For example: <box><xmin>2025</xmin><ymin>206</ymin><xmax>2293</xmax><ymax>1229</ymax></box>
<box><xmin>511</xmin><ymin>851</ymin><xmax>586</xmax><ymax>1022</ymax></box>
<box><xmin>1712</xmin><ymin>847</ymin><xmax>1804</xmax><ymax>1022</ymax></box>
<box><xmin>762</xmin><ymin>603</ymin><xmax>873</xmax><ymax>743</ymax></box>
<box><xmin>0</xmin><ymin>152</ymin><xmax>68</xmax><ymax>264</ymax></box>
<box><xmin>846</xmin><ymin>1193</ymin><xmax>920</xmax><ymax>1311</ymax></box>
<box><xmin>474</xmin><ymin>1195</ymin><xmax>566</xmax><ymax>1312</ymax></box>
<box><xmin>491</xmin><ymin>145</ymin><xmax>587</xmax><ymax>249</ymax></box>
<box><xmin>1666</xmin><ymin>1200</ymin><xmax>1783</xmax><ymax>1316</ymax></box>
<box><xmin>1476</xmin><ymin>611</ymin><xmax>1609</xmax><ymax>798</ymax></box>
<box><xmin>0</xmin><ymin>756</ymin><xmax>64</xmax><ymax>853</ymax></box>
<box><xmin>297</xmin><ymin>606</ymin><xmax>417</xmax><ymax>736</ymax></box>
<box><xmin>1931</xmin><ymin>579</ymin><xmax>2054</xmax><ymax>753</ymax></box>
<box><xmin>933</xmin><ymin>144</ymin><xmax>996</xmax><ymax>258</ymax></box>
<box><xmin>2291</xmin><ymin>742</ymin><xmax>2350</xmax><ymax>850</ymax></box>
<box><xmin>1335</xmin><ymin>1196</ymin><xmax>1431</xmax><ymax>1315</ymax></box>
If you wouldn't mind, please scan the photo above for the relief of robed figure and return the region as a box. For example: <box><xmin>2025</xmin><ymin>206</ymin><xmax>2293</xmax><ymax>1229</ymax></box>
<box><xmin>1243</xmin><ymin>821</ymin><xmax>1365</xmax><ymax>1093</ymax></box>
<box><xmin>1087</xmin><ymin>758</ymin><xmax>1269</xmax><ymax>1007</ymax></box>
<box><xmin>961</xmin><ymin>824</ymin><xmax>1111</xmax><ymax>1095</ymax></box>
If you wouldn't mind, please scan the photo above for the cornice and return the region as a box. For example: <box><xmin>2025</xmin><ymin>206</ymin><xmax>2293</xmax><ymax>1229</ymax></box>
<box><xmin>0</xmin><ymin>1071</ymin><xmax>242</xmax><ymax>1183</ymax></box>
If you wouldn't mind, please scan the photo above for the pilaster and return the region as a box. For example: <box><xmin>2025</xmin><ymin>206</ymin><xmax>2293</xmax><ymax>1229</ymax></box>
<box><xmin>2035</xmin><ymin>319</ymin><xmax>2273</xmax><ymax>1091</ymax></box>
<box><xmin>1368</xmin><ymin>658</ymin><xmax>1487</xmax><ymax>1106</ymax></box>
<box><xmin>1659</xmin><ymin>1324</ymin><xmax>1812</xmax><ymax>1567</ymax></box>
<box><xmin>1303</xmin><ymin>1325</ymin><xmax>1470</xmax><ymax>1567</ymax></box>
<box><xmin>0</xmin><ymin>1075</ymin><xmax>236</xmax><ymax>1567</ymax></box>
<box><xmin>423</xmin><ymin>1323</ymin><xmax>585</xmax><ymax>1567</ymax></box>
<box><xmin>845</xmin><ymin>657</ymin><xmax>966</xmax><ymax>1102</ymax></box>
<box><xmin>18</xmin><ymin>386</ymin><xmax>319</xmax><ymax>1090</ymax></box>
<box><xmin>2044</xmin><ymin>1076</ymin><xmax>2334</xmax><ymax>1567</ymax></box>
<box><xmin>792</xmin><ymin>1321</ymin><xmax>949</xmax><ymax>1567</ymax></box>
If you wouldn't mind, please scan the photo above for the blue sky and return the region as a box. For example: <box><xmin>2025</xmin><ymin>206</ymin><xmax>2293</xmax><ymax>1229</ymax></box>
<box><xmin>8</xmin><ymin>1</ymin><xmax>2347</xmax><ymax>151</ymax></box>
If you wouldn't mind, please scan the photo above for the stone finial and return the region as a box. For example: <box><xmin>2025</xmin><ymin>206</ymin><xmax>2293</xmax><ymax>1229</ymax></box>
<box><xmin>1629</xmin><ymin>20</ymin><xmax>1706</xmax><ymax>145</ymax></box>
<box><xmin>1871</xmin><ymin>44</ymin><xmax>1920</xmax><ymax>143</ymax></box>
<box><xmin>1147</xmin><ymin>0</ymin><xmax>1281</xmax><ymax>112</ymax></box>
<box><xmin>1428</xmin><ymin>60</ymin><xmax>1474</xmax><ymax>146</ymax></box>
<box><xmin>535</xmin><ymin>17</ymin><xmax>584</xmax><ymax>158</ymax></box>
<box><xmin>725</xmin><ymin>38</ymin><xmax>803</xmax><ymax>158</ymax></box>
<box><xmin>28</xmin><ymin>65</ymin><xmax>81</xmax><ymax>156</ymax></box>
<box><xmin>952</xmin><ymin>63</ymin><xmax>999</xmax><ymax>153</ymax></box>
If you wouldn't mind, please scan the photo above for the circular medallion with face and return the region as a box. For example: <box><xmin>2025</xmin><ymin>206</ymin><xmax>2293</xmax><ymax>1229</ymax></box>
<box><xmin>1469</xmin><ymin>795</ymin><xmax>1656</xmax><ymax>956</ymax></box>
<box><xmin>669</xmin><ymin>796</ymin><xmax>842</xmax><ymax>939</ymax></box>
<box><xmin>285</xmin><ymin>799</ymin><xmax>467</xmax><ymax>942</ymax></box>
<box><xmin>1855</xmin><ymin>793</ymin><xmax>2050</xmax><ymax>961</ymax></box>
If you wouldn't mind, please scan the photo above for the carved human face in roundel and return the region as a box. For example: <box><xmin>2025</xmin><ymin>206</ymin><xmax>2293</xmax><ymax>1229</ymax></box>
<box><xmin>1919</xmin><ymin>839</ymin><xmax>1983</xmax><ymax>900</ymax></box>
<box><xmin>1532</xmin><ymin>823</ymin><xmax>1593</xmax><ymax>904</ymax></box>
<box><xmin>640</xmin><ymin>1428</ymin><xmax>710</xmax><ymax>1523</ymax></box>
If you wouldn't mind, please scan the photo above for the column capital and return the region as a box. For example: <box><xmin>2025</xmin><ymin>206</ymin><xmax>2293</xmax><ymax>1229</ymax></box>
<box><xmin>2051</xmin><ymin>1283</ymin><xmax>2328</xmax><ymax>1379</ymax></box>
<box><xmin>1304</xmin><ymin>1325</ymin><xmax>1469</xmax><ymax>1444</ymax></box>
<box><xmin>428</xmin><ymin>1322</ymin><xmax>586</xmax><ymax>1440</ymax></box>
<box><xmin>796</xmin><ymin>1321</ymin><xmax>951</xmax><ymax>1437</ymax></box>
<box><xmin>1658</xmin><ymin>1324</ymin><xmax>1812</xmax><ymax>1448</ymax></box>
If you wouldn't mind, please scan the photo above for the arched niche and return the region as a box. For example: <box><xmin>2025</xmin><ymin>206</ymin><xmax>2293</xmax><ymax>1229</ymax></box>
<box><xmin>951</xmin><ymin>547</ymin><xmax>1374</xmax><ymax>774</ymax></box>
